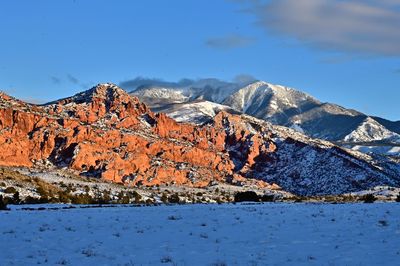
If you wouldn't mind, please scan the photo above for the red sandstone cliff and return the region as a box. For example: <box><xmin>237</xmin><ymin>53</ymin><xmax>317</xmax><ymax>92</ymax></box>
<box><xmin>0</xmin><ymin>84</ymin><xmax>276</xmax><ymax>188</ymax></box>
<box><xmin>1</xmin><ymin>83</ymin><xmax>399</xmax><ymax>195</ymax></box>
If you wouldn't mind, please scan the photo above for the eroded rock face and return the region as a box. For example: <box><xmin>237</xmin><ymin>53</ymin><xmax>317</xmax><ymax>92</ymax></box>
<box><xmin>1</xmin><ymin>84</ymin><xmax>398</xmax><ymax>195</ymax></box>
<box><xmin>0</xmin><ymin>84</ymin><xmax>276</xmax><ymax>188</ymax></box>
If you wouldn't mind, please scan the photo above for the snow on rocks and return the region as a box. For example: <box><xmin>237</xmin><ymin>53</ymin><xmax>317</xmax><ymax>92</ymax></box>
<box><xmin>345</xmin><ymin>117</ymin><xmax>400</xmax><ymax>143</ymax></box>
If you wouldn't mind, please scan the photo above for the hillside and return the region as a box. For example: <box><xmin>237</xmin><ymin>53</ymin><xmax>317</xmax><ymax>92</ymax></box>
<box><xmin>0</xmin><ymin>83</ymin><xmax>399</xmax><ymax>195</ymax></box>
<box><xmin>129</xmin><ymin>79</ymin><xmax>400</xmax><ymax>156</ymax></box>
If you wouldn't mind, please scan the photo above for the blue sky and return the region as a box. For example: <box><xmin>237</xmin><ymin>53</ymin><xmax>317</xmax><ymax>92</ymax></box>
<box><xmin>0</xmin><ymin>0</ymin><xmax>399</xmax><ymax>120</ymax></box>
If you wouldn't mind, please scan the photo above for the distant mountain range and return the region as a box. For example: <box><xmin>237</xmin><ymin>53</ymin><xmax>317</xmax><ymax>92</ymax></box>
<box><xmin>1</xmin><ymin>83</ymin><xmax>399</xmax><ymax>195</ymax></box>
<box><xmin>128</xmin><ymin>79</ymin><xmax>400</xmax><ymax>156</ymax></box>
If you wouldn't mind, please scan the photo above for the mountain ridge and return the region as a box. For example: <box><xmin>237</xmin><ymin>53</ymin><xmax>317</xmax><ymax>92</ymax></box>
<box><xmin>0</xmin><ymin>83</ymin><xmax>399</xmax><ymax>195</ymax></box>
<box><xmin>128</xmin><ymin>79</ymin><xmax>400</xmax><ymax>155</ymax></box>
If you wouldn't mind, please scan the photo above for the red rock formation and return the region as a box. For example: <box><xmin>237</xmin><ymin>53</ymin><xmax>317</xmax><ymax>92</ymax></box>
<box><xmin>0</xmin><ymin>84</ymin><xmax>277</xmax><ymax>188</ymax></box>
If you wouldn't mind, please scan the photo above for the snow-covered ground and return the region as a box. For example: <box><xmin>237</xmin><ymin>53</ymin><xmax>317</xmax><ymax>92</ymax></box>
<box><xmin>344</xmin><ymin>117</ymin><xmax>400</xmax><ymax>143</ymax></box>
<box><xmin>1</xmin><ymin>203</ymin><xmax>399</xmax><ymax>265</ymax></box>
<box><xmin>351</xmin><ymin>145</ymin><xmax>400</xmax><ymax>156</ymax></box>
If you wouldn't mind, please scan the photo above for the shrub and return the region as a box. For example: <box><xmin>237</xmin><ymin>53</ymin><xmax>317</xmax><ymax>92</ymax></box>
<box><xmin>132</xmin><ymin>191</ymin><xmax>142</xmax><ymax>203</ymax></box>
<box><xmin>395</xmin><ymin>193</ymin><xmax>400</xmax><ymax>202</ymax></box>
<box><xmin>120</xmin><ymin>196</ymin><xmax>130</xmax><ymax>204</ymax></box>
<box><xmin>293</xmin><ymin>196</ymin><xmax>304</xmax><ymax>203</ymax></box>
<box><xmin>57</xmin><ymin>191</ymin><xmax>72</xmax><ymax>203</ymax></box>
<box><xmin>0</xmin><ymin>195</ymin><xmax>9</xmax><ymax>210</ymax></box>
<box><xmin>361</xmin><ymin>194</ymin><xmax>376</xmax><ymax>203</ymax></box>
<box><xmin>23</xmin><ymin>196</ymin><xmax>41</xmax><ymax>204</ymax></box>
<box><xmin>215</xmin><ymin>197</ymin><xmax>223</xmax><ymax>204</ymax></box>
<box><xmin>36</xmin><ymin>185</ymin><xmax>49</xmax><ymax>198</ymax></box>
<box><xmin>160</xmin><ymin>193</ymin><xmax>168</xmax><ymax>204</ymax></box>
<box><xmin>93</xmin><ymin>190</ymin><xmax>111</xmax><ymax>204</ymax></box>
<box><xmin>168</xmin><ymin>193</ymin><xmax>180</xmax><ymax>204</ymax></box>
<box><xmin>234</xmin><ymin>191</ymin><xmax>259</xmax><ymax>202</ymax></box>
<box><xmin>71</xmin><ymin>193</ymin><xmax>94</xmax><ymax>204</ymax></box>
<box><xmin>117</xmin><ymin>192</ymin><xmax>130</xmax><ymax>204</ymax></box>
<box><xmin>4</xmin><ymin>186</ymin><xmax>17</xmax><ymax>194</ymax></box>
<box><xmin>39</xmin><ymin>196</ymin><xmax>50</xmax><ymax>204</ymax></box>
<box><xmin>12</xmin><ymin>192</ymin><xmax>20</xmax><ymax>204</ymax></box>
<box><xmin>261</xmin><ymin>194</ymin><xmax>275</xmax><ymax>202</ymax></box>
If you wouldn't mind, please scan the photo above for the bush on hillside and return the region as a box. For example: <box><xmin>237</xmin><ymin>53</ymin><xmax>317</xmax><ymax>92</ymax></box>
<box><xmin>71</xmin><ymin>193</ymin><xmax>94</xmax><ymax>204</ymax></box>
<box><xmin>234</xmin><ymin>191</ymin><xmax>259</xmax><ymax>202</ymax></box>
<box><xmin>0</xmin><ymin>195</ymin><xmax>9</xmax><ymax>210</ymax></box>
<box><xmin>12</xmin><ymin>192</ymin><xmax>20</xmax><ymax>204</ymax></box>
<box><xmin>361</xmin><ymin>194</ymin><xmax>376</xmax><ymax>203</ymax></box>
<box><xmin>160</xmin><ymin>193</ymin><xmax>168</xmax><ymax>204</ymax></box>
<box><xmin>4</xmin><ymin>186</ymin><xmax>17</xmax><ymax>194</ymax></box>
<box><xmin>168</xmin><ymin>193</ymin><xmax>180</xmax><ymax>204</ymax></box>
<box><xmin>261</xmin><ymin>194</ymin><xmax>275</xmax><ymax>202</ymax></box>
<box><xmin>22</xmin><ymin>196</ymin><xmax>41</xmax><ymax>204</ymax></box>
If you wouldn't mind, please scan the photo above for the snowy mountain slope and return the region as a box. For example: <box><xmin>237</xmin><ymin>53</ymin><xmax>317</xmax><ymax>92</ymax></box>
<box><xmin>351</xmin><ymin>145</ymin><xmax>400</xmax><ymax>156</ymax></box>
<box><xmin>130</xmin><ymin>87</ymin><xmax>189</xmax><ymax>113</ymax></box>
<box><xmin>236</xmin><ymin>114</ymin><xmax>400</xmax><ymax>195</ymax></box>
<box><xmin>132</xmin><ymin>87</ymin><xmax>189</xmax><ymax>104</ymax></box>
<box><xmin>288</xmin><ymin>103</ymin><xmax>367</xmax><ymax>140</ymax></box>
<box><xmin>128</xmin><ymin>79</ymin><xmax>399</xmax><ymax>149</ymax></box>
<box><xmin>2</xmin><ymin>83</ymin><xmax>400</xmax><ymax>196</ymax></box>
<box><xmin>344</xmin><ymin>117</ymin><xmax>400</xmax><ymax>143</ymax></box>
<box><xmin>156</xmin><ymin>100</ymin><xmax>238</xmax><ymax>124</ymax></box>
<box><xmin>221</xmin><ymin>82</ymin><xmax>378</xmax><ymax>142</ymax></box>
<box><xmin>222</xmin><ymin>81</ymin><xmax>321</xmax><ymax>124</ymax></box>
<box><xmin>186</xmin><ymin>78</ymin><xmax>243</xmax><ymax>103</ymax></box>
<box><xmin>372</xmin><ymin>116</ymin><xmax>400</xmax><ymax>135</ymax></box>
<box><xmin>119</xmin><ymin>85</ymin><xmax>399</xmax><ymax>193</ymax></box>
<box><xmin>131</xmin><ymin>78</ymin><xmax>246</xmax><ymax>105</ymax></box>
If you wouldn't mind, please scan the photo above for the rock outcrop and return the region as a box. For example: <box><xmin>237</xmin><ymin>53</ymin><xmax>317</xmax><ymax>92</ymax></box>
<box><xmin>0</xmin><ymin>84</ymin><xmax>276</xmax><ymax>188</ymax></box>
<box><xmin>0</xmin><ymin>83</ymin><xmax>399</xmax><ymax>195</ymax></box>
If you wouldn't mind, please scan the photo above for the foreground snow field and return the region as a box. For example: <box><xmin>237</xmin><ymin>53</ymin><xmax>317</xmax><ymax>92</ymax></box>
<box><xmin>1</xmin><ymin>204</ymin><xmax>400</xmax><ymax>265</ymax></box>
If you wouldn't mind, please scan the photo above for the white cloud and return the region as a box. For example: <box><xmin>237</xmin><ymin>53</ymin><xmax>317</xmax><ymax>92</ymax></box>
<box><xmin>239</xmin><ymin>0</ymin><xmax>400</xmax><ymax>56</ymax></box>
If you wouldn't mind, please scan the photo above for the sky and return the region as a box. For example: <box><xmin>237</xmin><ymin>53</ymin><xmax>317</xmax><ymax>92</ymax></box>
<box><xmin>0</xmin><ymin>0</ymin><xmax>399</xmax><ymax>120</ymax></box>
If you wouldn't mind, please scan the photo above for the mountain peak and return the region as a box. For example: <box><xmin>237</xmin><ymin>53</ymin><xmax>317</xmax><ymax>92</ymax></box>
<box><xmin>93</xmin><ymin>83</ymin><xmax>125</xmax><ymax>94</ymax></box>
<box><xmin>46</xmin><ymin>83</ymin><xmax>134</xmax><ymax>106</ymax></box>
<box><xmin>0</xmin><ymin>91</ymin><xmax>13</xmax><ymax>101</ymax></box>
<box><xmin>344</xmin><ymin>117</ymin><xmax>400</xmax><ymax>143</ymax></box>
<box><xmin>222</xmin><ymin>81</ymin><xmax>321</xmax><ymax>122</ymax></box>
<box><xmin>72</xmin><ymin>83</ymin><xmax>129</xmax><ymax>103</ymax></box>
<box><xmin>1</xmin><ymin>81</ymin><xmax>399</xmax><ymax>195</ymax></box>
<box><xmin>43</xmin><ymin>83</ymin><xmax>150</xmax><ymax>124</ymax></box>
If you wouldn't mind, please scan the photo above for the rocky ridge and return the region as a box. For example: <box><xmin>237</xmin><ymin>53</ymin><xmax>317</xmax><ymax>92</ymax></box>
<box><xmin>1</xmin><ymin>83</ymin><xmax>399</xmax><ymax>195</ymax></box>
<box><xmin>129</xmin><ymin>79</ymin><xmax>400</xmax><ymax>155</ymax></box>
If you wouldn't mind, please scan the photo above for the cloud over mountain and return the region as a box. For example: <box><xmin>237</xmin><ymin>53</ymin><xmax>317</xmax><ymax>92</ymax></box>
<box><xmin>239</xmin><ymin>0</ymin><xmax>400</xmax><ymax>56</ymax></box>
<box><xmin>119</xmin><ymin>77</ymin><xmax>195</xmax><ymax>91</ymax></box>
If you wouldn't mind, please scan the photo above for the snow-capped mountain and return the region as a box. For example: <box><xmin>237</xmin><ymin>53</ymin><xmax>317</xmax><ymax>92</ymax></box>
<box><xmin>132</xmin><ymin>78</ymin><xmax>245</xmax><ymax>106</ymax></box>
<box><xmin>372</xmin><ymin>116</ymin><xmax>400</xmax><ymax>135</ymax></box>
<box><xmin>127</xmin><ymin>78</ymin><xmax>400</xmax><ymax>156</ymax></box>
<box><xmin>157</xmin><ymin>100</ymin><xmax>237</xmax><ymax>124</ymax></box>
<box><xmin>222</xmin><ymin>81</ymin><xmax>321</xmax><ymax>124</ymax></box>
<box><xmin>344</xmin><ymin>117</ymin><xmax>400</xmax><ymax>143</ymax></box>
<box><xmin>1</xmin><ymin>83</ymin><xmax>400</xmax><ymax>195</ymax></box>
